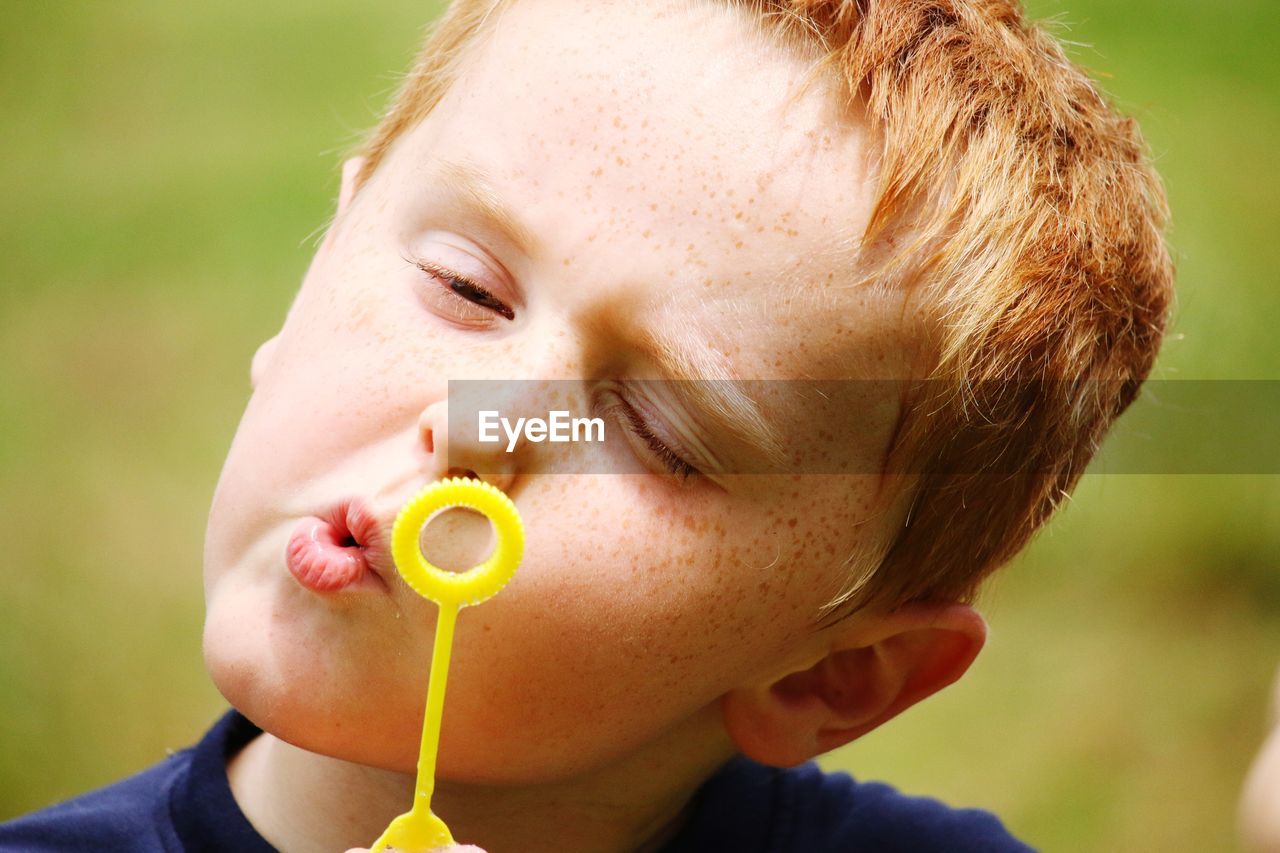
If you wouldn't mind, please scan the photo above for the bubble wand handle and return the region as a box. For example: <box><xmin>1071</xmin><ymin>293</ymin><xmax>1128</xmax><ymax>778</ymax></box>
<box><xmin>414</xmin><ymin>600</ymin><xmax>457</xmax><ymax>812</ymax></box>
<box><xmin>370</xmin><ymin>599</ymin><xmax>459</xmax><ymax>851</ymax></box>
<box><xmin>369</xmin><ymin>477</ymin><xmax>525</xmax><ymax>853</ymax></box>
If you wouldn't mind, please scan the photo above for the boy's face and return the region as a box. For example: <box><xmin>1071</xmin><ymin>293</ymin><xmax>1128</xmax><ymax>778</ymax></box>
<box><xmin>204</xmin><ymin>0</ymin><xmax>914</xmax><ymax>781</ymax></box>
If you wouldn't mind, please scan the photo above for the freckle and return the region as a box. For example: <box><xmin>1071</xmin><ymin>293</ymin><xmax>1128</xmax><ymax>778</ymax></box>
<box><xmin>642</xmin><ymin>229</ymin><xmax>652</xmax><ymax>238</ymax></box>
<box><xmin>734</xmin><ymin>240</ymin><xmax>743</xmax><ymax>249</ymax></box>
<box><xmin>787</xmin><ymin>518</ymin><xmax>798</xmax><ymax>528</ymax></box>
<box><xmin>734</xmin><ymin>211</ymin><xmax>743</xmax><ymax>220</ymax></box>
<box><xmin>562</xmin><ymin>257</ymin><xmax>571</xmax><ymax>266</ymax></box>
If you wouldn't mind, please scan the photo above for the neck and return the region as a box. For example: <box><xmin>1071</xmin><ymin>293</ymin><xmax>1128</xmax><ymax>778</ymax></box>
<box><xmin>226</xmin><ymin>702</ymin><xmax>736</xmax><ymax>853</ymax></box>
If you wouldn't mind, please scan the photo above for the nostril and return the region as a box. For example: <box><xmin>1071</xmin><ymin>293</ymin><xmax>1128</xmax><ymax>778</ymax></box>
<box><xmin>445</xmin><ymin>467</ymin><xmax>479</xmax><ymax>481</ymax></box>
<box><xmin>423</xmin><ymin>427</ymin><xmax>434</xmax><ymax>454</ymax></box>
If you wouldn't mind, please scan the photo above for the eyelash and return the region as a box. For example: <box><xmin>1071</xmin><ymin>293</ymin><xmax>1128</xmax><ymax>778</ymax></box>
<box><xmin>410</xmin><ymin>257</ymin><xmax>515</xmax><ymax>321</ymax></box>
<box><xmin>609</xmin><ymin>397</ymin><xmax>700</xmax><ymax>483</ymax></box>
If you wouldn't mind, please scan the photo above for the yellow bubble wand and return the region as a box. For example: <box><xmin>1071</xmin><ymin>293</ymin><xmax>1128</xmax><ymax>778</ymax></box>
<box><xmin>370</xmin><ymin>477</ymin><xmax>524</xmax><ymax>852</ymax></box>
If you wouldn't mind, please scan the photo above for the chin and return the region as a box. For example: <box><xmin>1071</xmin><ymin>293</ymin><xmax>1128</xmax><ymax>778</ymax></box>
<box><xmin>202</xmin><ymin>588</ymin><xmax>427</xmax><ymax>773</ymax></box>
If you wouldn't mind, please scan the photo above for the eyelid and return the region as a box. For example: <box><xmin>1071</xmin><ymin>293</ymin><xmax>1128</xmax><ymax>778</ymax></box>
<box><xmin>414</xmin><ymin>258</ymin><xmax>515</xmax><ymax>321</ymax></box>
<box><xmin>413</xmin><ymin>232</ymin><xmax>522</xmax><ymax>308</ymax></box>
<box><xmin>594</xmin><ymin>384</ymin><xmax>702</xmax><ymax>482</ymax></box>
<box><xmin>403</xmin><ymin>255</ymin><xmax>505</xmax><ymax>329</ymax></box>
<box><xmin>627</xmin><ymin>382</ymin><xmax>724</xmax><ymax>474</ymax></box>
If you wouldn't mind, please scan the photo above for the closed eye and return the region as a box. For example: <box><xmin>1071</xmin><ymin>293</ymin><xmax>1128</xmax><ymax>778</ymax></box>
<box><xmin>409</xmin><ymin>256</ymin><xmax>515</xmax><ymax>322</ymax></box>
<box><xmin>597</xmin><ymin>391</ymin><xmax>700</xmax><ymax>483</ymax></box>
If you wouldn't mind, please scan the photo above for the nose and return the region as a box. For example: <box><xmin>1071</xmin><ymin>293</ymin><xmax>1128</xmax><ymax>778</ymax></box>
<box><xmin>418</xmin><ymin>398</ymin><xmax>518</xmax><ymax>493</ymax></box>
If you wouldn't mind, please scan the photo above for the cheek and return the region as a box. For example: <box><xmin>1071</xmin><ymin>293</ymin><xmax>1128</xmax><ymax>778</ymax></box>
<box><xmin>430</xmin><ymin>479</ymin><xmax>828</xmax><ymax>779</ymax></box>
<box><xmin>252</xmin><ymin>238</ymin><xmax>445</xmax><ymax>407</ymax></box>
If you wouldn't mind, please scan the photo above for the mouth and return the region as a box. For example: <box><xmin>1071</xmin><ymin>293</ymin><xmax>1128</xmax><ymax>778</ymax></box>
<box><xmin>284</xmin><ymin>496</ymin><xmax>394</xmax><ymax>593</ymax></box>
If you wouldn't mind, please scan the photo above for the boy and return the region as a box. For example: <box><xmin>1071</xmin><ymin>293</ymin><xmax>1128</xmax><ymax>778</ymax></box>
<box><xmin>0</xmin><ymin>0</ymin><xmax>1171</xmax><ymax>850</ymax></box>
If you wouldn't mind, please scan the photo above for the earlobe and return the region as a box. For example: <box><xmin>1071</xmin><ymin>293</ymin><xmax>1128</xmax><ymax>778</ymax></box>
<box><xmin>249</xmin><ymin>333</ymin><xmax>280</xmax><ymax>391</ymax></box>
<box><xmin>721</xmin><ymin>602</ymin><xmax>986</xmax><ymax>767</ymax></box>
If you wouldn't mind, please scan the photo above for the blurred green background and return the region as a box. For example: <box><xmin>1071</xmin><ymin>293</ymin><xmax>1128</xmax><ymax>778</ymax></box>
<box><xmin>1</xmin><ymin>1</ymin><xmax>1277</xmax><ymax>849</ymax></box>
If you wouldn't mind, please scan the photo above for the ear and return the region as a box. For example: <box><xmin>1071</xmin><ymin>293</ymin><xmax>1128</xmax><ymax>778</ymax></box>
<box><xmin>337</xmin><ymin>155</ymin><xmax>365</xmax><ymax>216</ymax></box>
<box><xmin>314</xmin><ymin>155</ymin><xmax>366</xmax><ymax>260</ymax></box>
<box><xmin>249</xmin><ymin>333</ymin><xmax>280</xmax><ymax>391</ymax></box>
<box><xmin>720</xmin><ymin>602</ymin><xmax>986</xmax><ymax>767</ymax></box>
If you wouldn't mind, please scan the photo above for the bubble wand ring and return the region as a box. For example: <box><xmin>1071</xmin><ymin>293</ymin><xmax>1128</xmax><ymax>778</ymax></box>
<box><xmin>370</xmin><ymin>477</ymin><xmax>524</xmax><ymax>852</ymax></box>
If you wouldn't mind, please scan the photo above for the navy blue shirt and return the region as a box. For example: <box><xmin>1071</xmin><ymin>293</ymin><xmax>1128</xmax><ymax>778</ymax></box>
<box><xmin>0</xmin><ymin>710</ymin><xmax>1034</xmax><ymax>851</ymax></box>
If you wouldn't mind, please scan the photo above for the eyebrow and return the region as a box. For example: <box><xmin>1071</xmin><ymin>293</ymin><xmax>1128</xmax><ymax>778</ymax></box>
<box><xmin>431</xmin><ymin>157</ymin><xmax>543</xmax><ymax>259</ymax></box>
<box><xmin>428</xmin><ymin>156</ymin><xmax>790</xmax><ymax>471</ymax></box>
<box><xmin>637</xmin><ymin>319</ymin><xmax>789</xmax><ymax>471</ymax></box>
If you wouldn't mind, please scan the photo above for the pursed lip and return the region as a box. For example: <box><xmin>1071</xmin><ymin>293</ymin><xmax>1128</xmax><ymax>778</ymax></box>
<box><xmin>326</xmin><ymin>496</ymin><xmax>396</xmax><ymax>588</ymax></box>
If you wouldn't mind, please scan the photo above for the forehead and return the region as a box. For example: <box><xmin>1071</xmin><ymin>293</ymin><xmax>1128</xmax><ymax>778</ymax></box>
<box><xmin>383</xmin><ymin>0</ymin><xmax>901</xmax><ymax>378</ymax></box>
